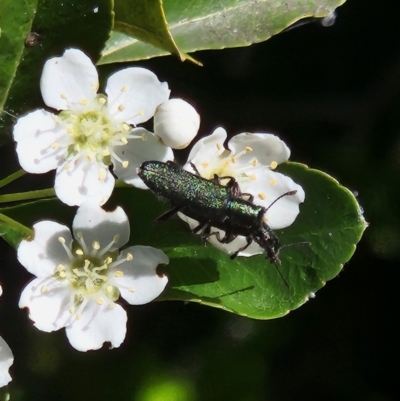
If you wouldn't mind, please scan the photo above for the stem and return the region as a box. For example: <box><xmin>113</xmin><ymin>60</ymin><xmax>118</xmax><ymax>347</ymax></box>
<box><xmin>0</xmin><ymin>169</ymin><xmax>26</xmax><ymax>189</ymax></box>
<box><xmin>0</xmin><ymin>212</ymin><xmax>33</xmax><ymax>246</ymax></box>
<box><xmin>0</xmin><ymin>188</ymin><xmax>56</xmax><ymax>203</ymax></box>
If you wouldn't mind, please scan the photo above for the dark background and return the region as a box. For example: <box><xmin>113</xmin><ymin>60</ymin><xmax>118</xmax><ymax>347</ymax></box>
<box><xmin>1</xmin><ymin>0</ymin><xmax>399</xmax><ymax>400</ymax></box>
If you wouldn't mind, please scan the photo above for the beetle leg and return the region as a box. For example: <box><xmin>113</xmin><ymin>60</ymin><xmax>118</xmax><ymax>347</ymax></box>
<box><xmin>229</xmin><ymin>236</ymin><xmax>253</xmax><ymax>259</ymax></box>
<box><xmin>238</xmin><ymin>192</ymin><xmax>254</xmax><ymax>202</ymax></box>
<box><xmin>207</xmin><ymin>229</ymin><xmax>237</xmax><ymax>244</ymax></box>
<box><xmin>192</xmin><ymin>221</ymin><xmax>209</xmax><ymax>236</ymax></box>
<box><xmin>156</xmin><ymin>206</ymin><xmax>181</xmax><ymax>222</ymax></box>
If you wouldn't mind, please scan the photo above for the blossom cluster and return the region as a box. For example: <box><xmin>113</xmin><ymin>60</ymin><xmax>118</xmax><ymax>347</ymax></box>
<box><xmin>1</xmin><ymin>48</ymin><xmax>305</xmax><ymax>386</ymax></box>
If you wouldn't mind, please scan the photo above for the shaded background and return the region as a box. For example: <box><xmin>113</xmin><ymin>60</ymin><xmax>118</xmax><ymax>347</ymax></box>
<box><xmin>0</xmin><ymin>0</ymin><xmax>399</xmax><ymax>399</ymax></box>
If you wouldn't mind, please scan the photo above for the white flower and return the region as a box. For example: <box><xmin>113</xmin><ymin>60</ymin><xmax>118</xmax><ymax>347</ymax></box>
<box><xmin>154</xmin><ymin>98</ymin><xmax>200</xmax><ymax>149</ymax></box>
<box><xmin>18</xmin><ymin>203</ymin><xmax>169</xmax><ymax>352</ymax></box>
<box><xmin>13</xmin><ymin>48</ymin><xmax>173</xmax><ymax>206</ymax></box>
<box><xmin>0</xmin><ymin>286</ymin><xmax>14</xmax><ymax>388</ymax></box>
<box><xmin>180</xmin><ymin>127</ymin><xmax>305</xmax><ymax>257</ymax></box>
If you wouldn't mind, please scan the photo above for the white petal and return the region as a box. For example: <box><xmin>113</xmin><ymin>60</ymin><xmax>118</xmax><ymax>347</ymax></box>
<box><xmin>113</xmin><ymin>128</ymin><xmax>174</xmax><ymax>189</ymax></box>
<box><xmin>13</xmin><ymin>109</ymin><xmax>69</xmax><ymax>173</ymax></box>
<box><xmin>54</xmin><ymin>159</ymin><xmax>115</xmax><ymax>206</ymax></box>
<box><xmin>105</xmin><ymin>67</ymin><xmax>170</xmax><ymax>125</ymax></box>
<box><xmin>17</xmin><ymin>221</ymin><xmax>72</xmax><ymax>277</ymax></box>
<box><xmin>154</xmin><ymin>99</ymin><xmax>200</xmax><ymax>149</ymax></box>
<box><xmin>187</xmin><ymin>126</ymin><xmax>227</xmax><ymax>164</ymax></box>
<box><xmin>40</xmin><ymin>48</ymin><xmax>99</xmax><ymax>111</ymax></box>
<box><xmin>19</xmin><ymin>278</ymin><xmax>73</xmax><ymax>332</ymax></box>
<box><xmin>111</xmin><ymin>246</ymin><xmax>168</xmax><ymax>305</ymax></box>
<box><xmin>0</xmin><ymin>336</ymin><xmax>13</xmax><ymax>387</ymax></box>
<box><xmin>239</xmin><ymin>169</ymin><xmax>305</xmax><ymax>229</ymax></box>
<box><xmin>72</xmin><ymin>203</ymin><xmax>130</xmax><ymax>249</ymax></box>
<box><xmin>66</xmin><ymin>301</ymin><xmax>127</xmax><ymax>351</ymax></box>
<box><xmin>227</xmin><ymin>133</ymin><xmax>290</xmax><ymax>166</ymax></box>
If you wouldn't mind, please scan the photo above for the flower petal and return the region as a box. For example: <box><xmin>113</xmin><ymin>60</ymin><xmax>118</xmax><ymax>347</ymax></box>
<box><xmin>40</xmin><ymin>48</ymin><xmax>99</xmax><ymax>111</ymax></box>
<box><xmin>54</xmin><ymin>159</ymin><xmax>115</xmax><ymax>206</ymax></box>
<box><xmin>66</xmin><ymin>301</ymin><xmax>127</xmax><ymax>351</ymax></box>
<box><xmin>227</xmin><ymin>133</ymin><xmax>290</xmax><ymax>166</ymax></box>
<box><xmin>72</xmin><ymin>203</ymin><xmax>130</xmax><ymax>250</ymax></box>
<box><xmin>17</xmin><ymin>221</ymin><xmax>72</xmax><ymax>277</ymax></box>
<box><xmin>13</xmin><ymin>109</ymin><xmax>69</xmax><ymax>173</ymax></box>
<box><xmin>19</xmin><ymin>278</ymin><xmax>73</xmax><ymax>332</ymax></box>
<box><xmin>111</xmin><ymin>246</ymin><xmax>168</xmax><ymax>305</ymax></box>
<box><xmin>113</xmin><ymin>128</ymin><xmax>173</xmax><ymax>189</ymax></box>
<box><xmin>105</xmin><ymin>67</ymin><xmax>170</xmax><ymax>125</ymax></box>
<box><xmin>187</xmin><ymin>126</ymin><xmax>227</xmax><ymax>164</ymax></box>
<box><xmin>240</xmin><ymin>168</ymin><xmax>305</xmax><ymax>229</ymax></box>
<box><xmin>0</xmin><ymin>336</ymin><xmax>13</xmax><ymax>387</ymax></box>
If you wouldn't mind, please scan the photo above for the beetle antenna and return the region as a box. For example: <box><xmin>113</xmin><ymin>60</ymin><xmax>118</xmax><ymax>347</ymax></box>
<box><xmin>266</xmin><ymin>190</ymin><xmax>297</xmax><ymax>212</ymax></box>
<box><xmin>272</xmin><ymin>259</ymin><xmax>289</xmax><ymax>289</ymax></box>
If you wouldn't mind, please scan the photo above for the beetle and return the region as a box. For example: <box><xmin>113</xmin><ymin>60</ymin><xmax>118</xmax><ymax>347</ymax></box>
<box><xmin>138</xmin><ymin>160</ymin><xmax>297</xmax><ymax>285</ymax></box>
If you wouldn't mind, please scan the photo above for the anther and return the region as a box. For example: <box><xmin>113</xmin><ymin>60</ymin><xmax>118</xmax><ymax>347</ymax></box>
<box><xmin>141</xmin><ymin>133</ymin><xmax>147</xmax><ymax>141</ymax></box>
<box><xmin>75</xmin><ymin>249</ymin><xmax>84</xmax><ymax>256</ymax></box>
<box><xmin>121</xmin><ymin>137</ymin><xmax>128</xmax><ymax>144</ymax></box>
<box><xmin>122</xmin><ymin>161</ymin><xmax>129</xmax><ymax>168</ymax></box>
<box><xmin>251</xmin><ymin>159</ymin><xmax>258</xmax><ymax>166</ymax></box>
<box><xmin>92</xmin><ymin>241</ymin><xmax>100</xmax><ymax>250</ymax></box>
<box><xmin>121</xmin><ymin>86</ymin><xmax>127</xmax><ymax>92</ymax></box>
<box><xmin>245</xmin><ymin>146</ymin><xmax>253</xmax><ymax>152</ymax></box>
<box><xmin>216</xmin><ymin>143</ymin><xmax>222</xmax><ymax>150</ymax></box>
<box><xmin>60</xmin><ymin>93</ymin><xmax>67</xmax><ymax>99</ymax></box>
<box><xmin>258</xmin><ymin>192</ymin><xmax>267</xmax><ymax>200</ymax></box>
<box><xmin>51</xmin><ymin>142</ymin><xmax>60</xmax><ymax>150</ymax></box>
<box><xmin>96</xmin><ymin>298</ymin><xmax>104</xmax><ymax>305</ymax></box>
<box><xmin>269</xmin><ymin>179</ymin><xmax>277</xmax><ymax>186</ymax></box>
<box><xmin>99</xmin><ymin>168</ymin><xmax>107</xmax><ymax>182</ymax></box>
<box><xmin>41</xmin><ymin>286</ymin><xmax>47</xmax><ymax>294</ymax></box>
<box><xmin>118</xmin><ymin>104</ymin><xmax>125</xmax><ymax>111</ymax></box>
<box><xmin>79</xmin><ymin>98</ymin><xmax>88</xmax><ymax>105</ymax></box>
<box><xmin>126</xmin><ymin>253</ymin><xmax>133</xmax><ymax>261</ymax></box>
<box><xmin>114</xmin><ymin>271</ymin><xmax>124</xmax><ymax>277</ymax></box>
<box><xmin>270</xmin><ymin>161</ymin><xmax>278</xmax><ymax>170</ymax></box>
<box><xmin>102</xmin><ymin>149</ymin><xmax>110</xmax><ymax>156</ymax></box>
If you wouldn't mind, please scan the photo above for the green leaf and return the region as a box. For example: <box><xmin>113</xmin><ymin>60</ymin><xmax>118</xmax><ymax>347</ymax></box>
<box><xmin>0</xmin><ymin>0</ymin><xmax>113</xmax><ymax>144</ymax></box>
<box><xmin>151</xmin><ymin>162</ymin><xmax>366</xmax><ymax>319</ymax></box>
<box><xmin>99</xmin><ymin>0</ymin><xmax>346</xmax><ymax>65</ymax></box>
<box><xmin>0</xmin><ymin>0</ymin><xmax>38</xmax><ymax>145</ymax></box>
<box><xmin>0</xmin><ymin>162</ymin><xmax>366</xmax><ymax>319</ymax></box>
<box><xmin>112</xmin><ymin>0</ymin><xmax>199</xmax><ymax>64</ymax></box>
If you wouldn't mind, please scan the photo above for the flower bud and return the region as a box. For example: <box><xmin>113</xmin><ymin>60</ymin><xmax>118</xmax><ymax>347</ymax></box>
<box><xmin>154</xmin><ymin>98</ymin><xmax>200</xmax><ymax>149</ymax></box>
